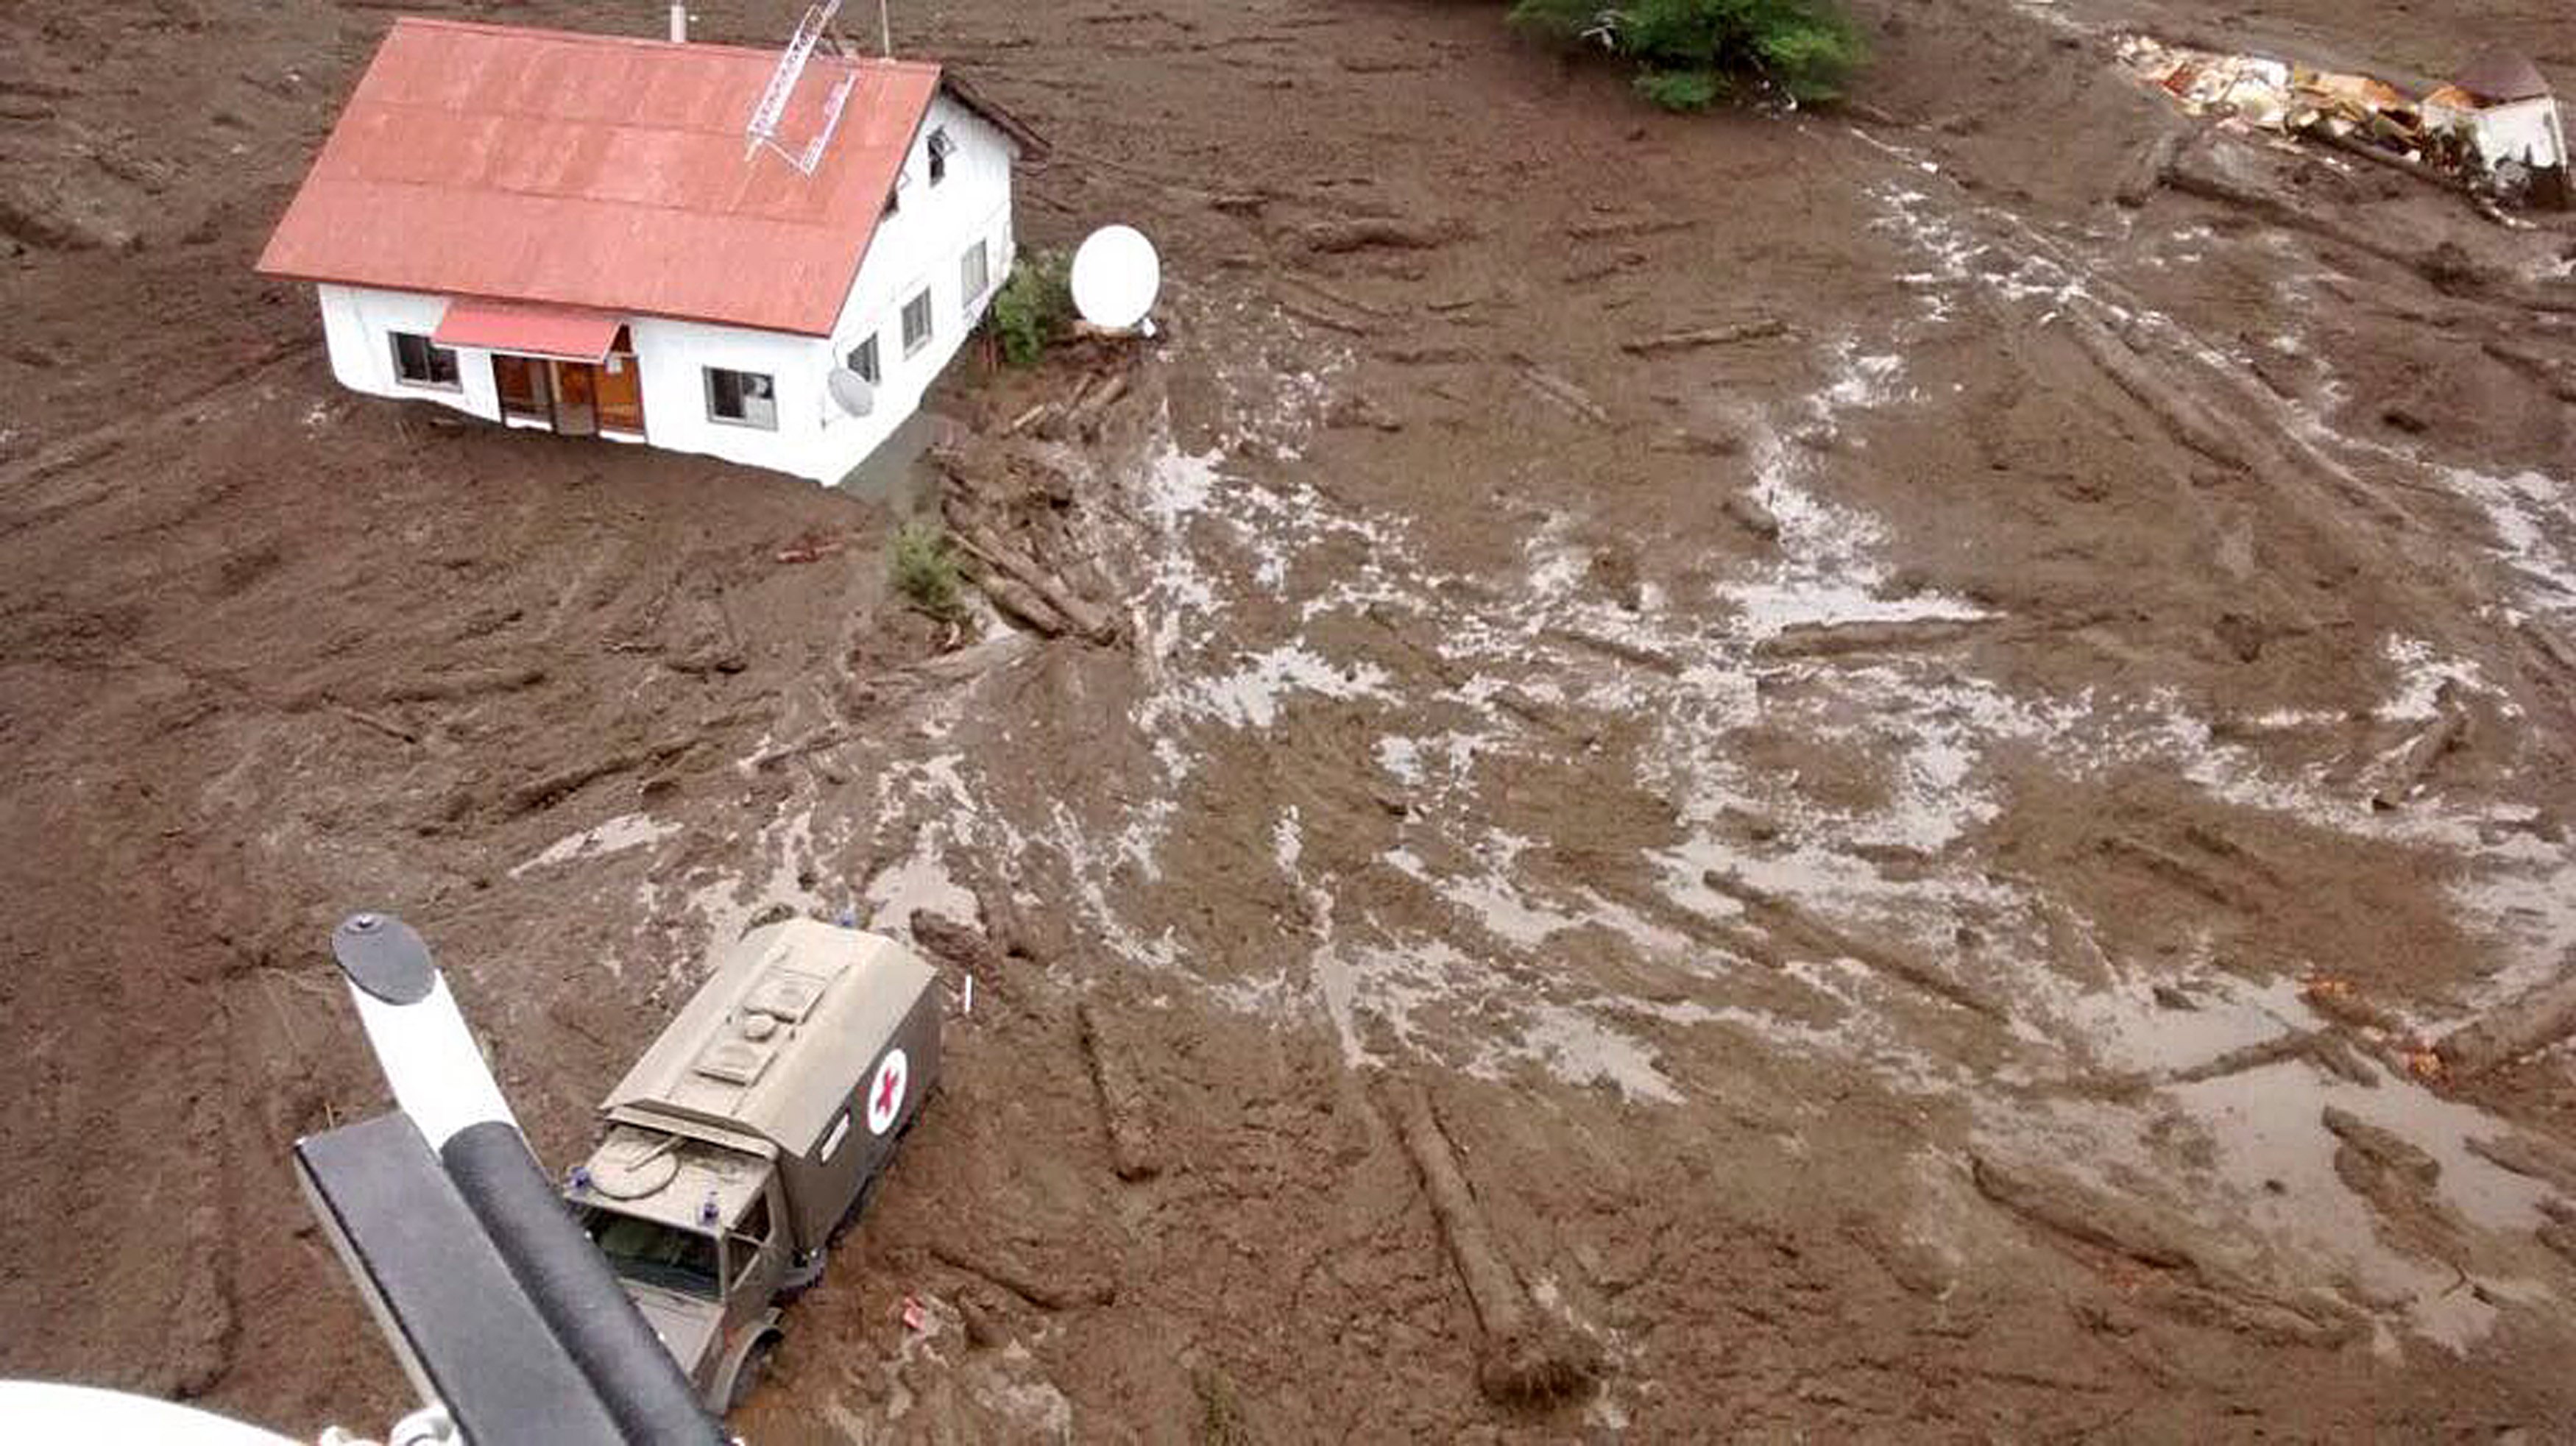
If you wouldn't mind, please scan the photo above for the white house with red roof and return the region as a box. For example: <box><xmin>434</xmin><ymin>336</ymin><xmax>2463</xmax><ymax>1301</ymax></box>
<box><xmin>257</xmin><ymin>17</ymin><xmax>1041</xmax><ymax>482</ymax></box>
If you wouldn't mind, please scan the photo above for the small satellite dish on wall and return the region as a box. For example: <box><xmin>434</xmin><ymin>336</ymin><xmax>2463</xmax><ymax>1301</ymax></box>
<box><xmin>1070</xmin><ymin>225</ymin><xmax>1162</xmax><ymax>334</ymax></box>
<box><xmin>827</xmin><ymin>367</ymin><xmax>875</xmax><ymax>417</ymax></box>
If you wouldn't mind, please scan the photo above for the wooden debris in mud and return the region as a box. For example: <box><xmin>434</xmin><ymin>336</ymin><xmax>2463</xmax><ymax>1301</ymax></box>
<box><xmin>1754</xmin><ymin>616</ymin><xmax>1984</xmax><ymax>661</ymax></box>
<box><xmin>497</xmin><ymin>737</ymin><xmax>694</xmax><ymax>818</ymax></box>
<box><xmin>1619</xmin><ymin>317</ymin><xmax>1791</xmax><ymax>355</ymax></box>
<box><xmin>909</xmin><ymin>910</ymin><xmax>1026</xmax><ymax>1011</ymax></box>
<box><xmin>2059</xmin><ymin>311</ymin><xmax>2254</xmax><ymax>471</ymax></box>
<box><xmin>2371</xmin><ymin>681</ymin><xmax>2470</xmax><ymax>810</ymax></box>
<box><xmin>2465</xmin><ymin>1131</ymin><xmax>2576</xmax><ymax>1195</ymax></box>
<box><xmin>1508</xmin><ymin>356</ymin><xmax>1607</xmax><ymax>425</ymax></box>
<box><xmin>2432</xmin><ymin>954</ymin><xmax>2576</xmax><ymax>1081</ymax></box>
<box><xmin>2323</xmin><ymin>1106</ymin><xmax>2441</xmax><ymax>1188</ymax></box>
<box><xmin>1275</xmin><ymin>297</ymin><xmax>1369</xmax><ymax>335</ymax></box>
<box><xmin>1077</xmin><ymin>1000</ymin><xmax>1160</xmax><ymax>1181</ymax></box>
<box><xmin>1704</xmin><ymin>871</ymin><xmax>2006</xmax><ymax>1020</ymax></box>
<box><xmin>1299</xmin><ymin>216</ymin><xmax>1466</xmax><ymax>255</ymax></box>
<box><xmin>1971</xmin><ymin>1152</ymin><xmax>2193</xmax><ymax>1269</ymax></box>
<box><xmin>1970</xmin><ymin>1152</ymin><xmax>2362</xmax><ymax>1348</ymax></box>
<box><xmin>1563</xmin><ymin>213</ymin><xmax>1691</xmax><ymax>241</ymax></box>
<box><xmin>1378</xmin><ymin>1077</ymin><xmax>1598</xmax><ymax>1403</ymax></box>
<box><xmin>2164</xmin><ymin>1028</ymin><xmax>2377</xmax><ymax>1088</ymax></box>
<box><xmin>949</xmin><ymin>523</ymin><xmax>1119</xmax><ymax>645</ymax></box>
<box><xmin>1541</xmin><ymin>625</ymin><xmax>1682</xmax><ymax>676</ymax></box>
<box><xmin>2111</xmin><ymin>129</ymin><xmax>2188</xmax><ymax>209</ymax></box>
<box><xmin>2092</xmin><ymin>834</ymin><xmax>2254</xmax><ymax>912</ymax></box>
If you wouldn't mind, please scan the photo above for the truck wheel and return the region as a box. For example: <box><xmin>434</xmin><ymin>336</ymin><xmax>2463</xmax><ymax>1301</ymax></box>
<box><xmin>718</xmin><ymin>1330</ymin><xmax>779</xmax><ymax>1416</ymax></box>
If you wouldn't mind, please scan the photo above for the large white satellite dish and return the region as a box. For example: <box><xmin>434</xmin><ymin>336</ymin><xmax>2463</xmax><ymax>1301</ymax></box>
<box><xmin>827</xmin><ymin>367</ymin><xmax>874</xmax><ymax>417</ymax></box>
<box><xmin>1069</xmin><ymin>225</ymin><xmax>1162</xmax><ymax>333</ymax></box>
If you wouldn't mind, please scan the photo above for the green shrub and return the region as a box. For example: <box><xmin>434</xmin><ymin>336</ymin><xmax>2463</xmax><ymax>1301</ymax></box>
<box><xmin>986</xmin><ymin>249</ymin><xmax>1074</xmax><ymax>366</ymax></box>
<box><xmin>1510</xmin><ymin>0</ymin><xmax>1864</xmax><ymax>107</ymax></box>
<box><xmin>890</xmin><ymin>520</ymin><xmax>967</xmax><ymax>622</ymax></box>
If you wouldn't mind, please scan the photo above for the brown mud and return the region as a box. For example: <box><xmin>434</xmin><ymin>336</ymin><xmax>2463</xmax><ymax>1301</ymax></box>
<box><xmin>5</xmin><ymin>0</ymin><xmax>2576</xmax><ymax>1439</ymax></box>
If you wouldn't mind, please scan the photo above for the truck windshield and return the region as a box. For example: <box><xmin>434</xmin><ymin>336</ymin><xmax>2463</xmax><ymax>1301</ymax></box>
<box><xmin>579</xmin><ymin>1206</ymin><xmax>720</xmax><ymax>1299</ymax></box>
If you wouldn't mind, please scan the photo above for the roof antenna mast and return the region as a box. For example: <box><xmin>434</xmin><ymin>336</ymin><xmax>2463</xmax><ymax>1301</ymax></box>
<box><xmin>745</xmin><ymin>0</ymin><xmax>859</xmax><ymax>176</ymax></box>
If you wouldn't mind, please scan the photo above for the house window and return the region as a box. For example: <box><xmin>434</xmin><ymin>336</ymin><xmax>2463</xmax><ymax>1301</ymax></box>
<box><xmin>960</xmin><ymin>240</ymin><xmax>990</xmax><ymax>314</ymax></box>
<box><xmin>390</xmin><ymin>332</ymin><xmax>459</xmax><ymax>389</ymax></box>
<box><xmin>848</xmin><ymin>334</ymin><xmax>880</xmax><ymax>385</ymax></box>
<box><xmin>901</xmin><ymin>290</ymin><xmax>933</xmax><ymax>355</ymax></box>
<box><xmin>927</xmin><ymin>127</ymin><xmax>955</xmax><ymax>185</ymax></box>
<box><xmin>704</xmin><ymin>366</ymin><xmax>776</xmax><ymax>430</ymax></box>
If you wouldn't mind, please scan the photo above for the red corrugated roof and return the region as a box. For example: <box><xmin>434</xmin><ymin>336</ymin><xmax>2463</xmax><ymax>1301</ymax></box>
<box><xmin>257</xmin><ymin>18</ymin><xmax>950</xmax><ymax>336</ymax></box>
<box><xmin>432</xmin><ymin>298</ymin><xmax>624</xmax><ymax>360</ymax></box>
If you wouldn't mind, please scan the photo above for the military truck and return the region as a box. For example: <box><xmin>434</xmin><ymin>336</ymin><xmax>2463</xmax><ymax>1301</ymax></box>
<box><xmin>563</xmin><ymin>918</ymin><xmax>941</xmax><ymax>1411</ymax></box>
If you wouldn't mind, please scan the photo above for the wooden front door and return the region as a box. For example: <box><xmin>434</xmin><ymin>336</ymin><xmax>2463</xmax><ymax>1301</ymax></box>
<box><xmin>595</xmin><ymin>330</ymin><xmax>644</xmax><ymax>434</ymax></box>
<box><xmin>494</xmin><ymin>354</ymin><xmax>551</xmax><ymax>422</ymax></box>
<box><xmin>551</xmin><ymin>361</ymin><xmax>598</xmax><ymax>437</ymax></box>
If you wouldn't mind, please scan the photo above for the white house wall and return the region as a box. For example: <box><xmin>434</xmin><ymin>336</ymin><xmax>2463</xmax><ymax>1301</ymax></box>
<box><xmin>817</xmin><ymin>91</ymin><xmax>1019</xmax><ymax>475</ymax></box>
<box><xmin>305</xmin><ymin>88</ymin><xmax>1020</xmax><ymax>486</ymax></box>
<box><xmin>625</xmin><ymin>316</ymin><xmax>835</xmax><ymax>476</ymax></box>
<box><xmin>319</xmin><ymin>283</ymin><xmax>503</xmax><ymax>422</ymax></box>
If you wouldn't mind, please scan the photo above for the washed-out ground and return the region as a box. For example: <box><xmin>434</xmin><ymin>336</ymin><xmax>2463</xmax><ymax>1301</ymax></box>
<box><xmin>5</xmin><ymin>0</ymin><xmax>2576</xmax><ymax>1439</ymax></box>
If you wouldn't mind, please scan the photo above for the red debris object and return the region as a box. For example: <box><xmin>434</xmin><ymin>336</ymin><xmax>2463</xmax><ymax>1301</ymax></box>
<box><xmin>899</xmin><ymin>1295</ymin><xmax>927</xmax><ymax>1334</ymax></box>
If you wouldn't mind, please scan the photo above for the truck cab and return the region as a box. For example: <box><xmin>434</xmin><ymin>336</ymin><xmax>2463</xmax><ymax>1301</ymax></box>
<box><xmin>565</xmin><ymin>918</ymin><xmax>941</xmax><ymax>1411</ymax></box>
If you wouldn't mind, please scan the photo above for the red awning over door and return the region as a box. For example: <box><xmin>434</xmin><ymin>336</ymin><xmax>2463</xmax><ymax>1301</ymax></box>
<box><xmin>432</xmin><ymin>299</ymin><xmax>623</xmax><ymax>362</ymax></box>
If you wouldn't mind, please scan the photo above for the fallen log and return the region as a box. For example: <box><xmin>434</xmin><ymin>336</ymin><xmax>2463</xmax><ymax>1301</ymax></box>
<box><xmin>1970</xmin><ymin>1151</ymin><xmax>2362</xmax><ymax>1346</ymax></box>
<box><xmin>1300</xmin><ymin>216</ymin><xmax>1465</xmax><ymax>254</ymax></box>
<box><xmin>2434</xmin><ymin>957</ymin><xmax>2576</xmax><ymax>1080</ymax></box>
<box><xmin>2112</xmin><ymin>129</ymin><xmax>2187</xmax><ymax>208</ymax></box>
<box><xmin>1705</xmin><ymin>871</ymin><xmax>2006</xmax><ymax>1019</ymax></box>
<box><xmin>1509</xmin><ymin>357</ymin><xmax>1607</xmax><ymax>425</ymax></box>
<box><xmin>2464</xmin><ymin>1132</ymin><xmax>2576</xmax><ymax>1195</ymax></box>
<box><xmin>2165</xmin><ymin>1029</ymin><xmax>2372</xmax><ymax>1086</ymax></box>
<box><xmin>2300</xmin><ymin>124</ymin><xmax>2466</xmax><ymax>196</ymax></box>
<box><xmin>951</xmin><ymin>525</ymin><xmax>1117</xmax><ymax>644</ymax></box>
<box><xmin>1077</xmin><ymin>1000</ymin><xmax>1160</xmax><ymax>1181</ymax></box>
<box><xmin>1379</xmin><ymin>1077</ymin><xmax>1597</xmax><ymax>1403</ymax></box>
<box><xmin>1619</xmin><ymin>317</ymin><xmax>1791</xmax><ymax>355</ymax></box>
<box><xmin>908</xmin><ymin>910</ymin><xmax>1026</xmax><ymax>1010</ymax></box>
<box><xmin>1071</xmin><ymin>372</ymin><xmax>1130</xmax><ymax>427</ymax></box>
<box><xmin>969</xmin><ymin>568</ymin><xmax>1072</xmax><ymax>637</ymax></box>
<box><xmin>2059</xmin><ymin>311</ymin><xmax>2254</xmax><ymax>470</ymax></box>
<box><xmin>1563</xmin><ymin>213</ymin><xmax>1691</xmax><ymax>241</ymax></box>
<box><xmin>1275</xmin><ymin>297</ymin><xmax>1368</xmax><ymax>335</ymax></box>
<box><xmin>1755</xmin><ymin>617</ymin><xmax>1983</xmax><ymax>660</ymax></box>
<box><xmin>2369</xmin><ymin>683</ymin><xmax>2469</xmax><ymax>809</ymax></box>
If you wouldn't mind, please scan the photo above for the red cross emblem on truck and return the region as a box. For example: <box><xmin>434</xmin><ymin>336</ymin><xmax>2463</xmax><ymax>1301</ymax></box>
<box><xmin>865</xmin><ymin>1046</ymin><xmax>909</xmax><ymax>1136</ymax></box>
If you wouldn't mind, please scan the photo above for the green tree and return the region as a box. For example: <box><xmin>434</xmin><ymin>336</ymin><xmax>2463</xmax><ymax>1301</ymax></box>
<box><xmin>986</xmin><ymin>250</ymin><xmax>1074</xmax><ymax>366</ymax></box>
<box><xmin>1510</xmin><ymin>0</ymin><xmax>1864</xmax><ymax>108</ymax></box>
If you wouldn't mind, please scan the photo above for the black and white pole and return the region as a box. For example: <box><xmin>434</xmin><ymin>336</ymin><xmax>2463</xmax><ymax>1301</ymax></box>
<box><xmin>330</xmin><ymin>913</ymin><xmax>721</xmax><ymax>1446</ymax></box>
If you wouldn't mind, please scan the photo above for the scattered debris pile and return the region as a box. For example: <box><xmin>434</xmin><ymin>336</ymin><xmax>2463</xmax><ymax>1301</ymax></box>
<box><xmin>2117</xmin><ymin>35</ymin><xmax>2569</xmax><ymax>208</ymax></box>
